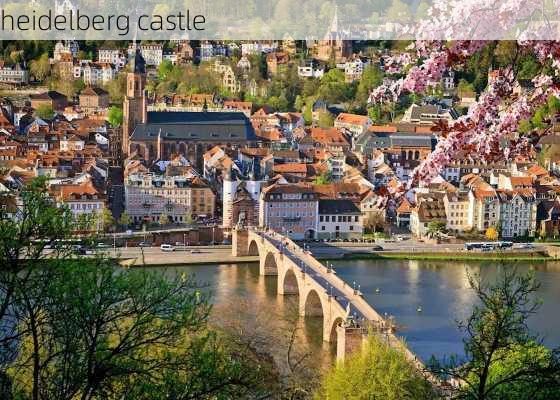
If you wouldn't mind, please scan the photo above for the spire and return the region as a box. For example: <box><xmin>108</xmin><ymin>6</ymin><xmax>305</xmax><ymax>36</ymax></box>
<box><xmin>324</xmin><ymin>5</ymin><xmax>340</xmax><ymax>40</ymax></box>
<box><xmin>331</xmin><ymin>5</ymin><xmax>338</xmax><ymax>34</ymax></box>
<box><xmin>130</xmin><ymin>46</ymin><xmax>146</xmax><ymax>74</ymax></box>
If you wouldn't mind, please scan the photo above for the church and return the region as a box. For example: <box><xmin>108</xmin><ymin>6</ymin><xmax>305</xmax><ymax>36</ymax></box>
<box><xmin>122</xmin><ymin>48</ymin><xmax>257</xmax><ymax>171</ymax></box>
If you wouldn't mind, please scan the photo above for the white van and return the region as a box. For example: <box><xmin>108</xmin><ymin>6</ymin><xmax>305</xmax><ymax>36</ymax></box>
<box><xmin>160</xmin><ymin>244</ymin><xmax>175</xmax><ymax>252</ymax></box>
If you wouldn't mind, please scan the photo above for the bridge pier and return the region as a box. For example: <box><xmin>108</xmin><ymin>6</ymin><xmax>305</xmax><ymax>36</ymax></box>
<box><xmin>232</xmin><ymin>229</ymin><xmax>250</xmax><ymax>257</ymax></box>
<box><xmin>336</xmin><ymin>325</ymin><xmax>367</xmax><ymax>363</ymax></box>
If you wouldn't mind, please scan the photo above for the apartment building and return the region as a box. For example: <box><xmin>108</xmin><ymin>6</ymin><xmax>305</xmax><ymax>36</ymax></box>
<box><xmin>444</xmin><ymin>191</ymin><xmax>470</xmax><ymax>233</ymax></box>
<box><xmin>259</xmin><ymin>183</ymin><xmax>319</xmax><ymax>240</ymax></box>
<box><xmin>410</xmin><ymin>193</ymin><xmax>447</xmax><ymax>238</ymax></box>
<box><xmin>97</xmin><ymin>48</ymin><xmax>127</xmax><ymax>69</ymax></box>
<box><xmin>52</xmin><ymin>179</ymin><xmax>105</xmax><ymax>231</ymax></box>
<box><xmin>468</xmin><ymin>189</ymin><xmax>500</xmax><ymax>232</ymax></box>
<box><xmin>497</xmin><ymin>190</ymin><xmax>537</xmax><ymax>238</ymax></box>
<box><xmin>125</xmin><ymin>172</ymin><xmax>215</xmax><ymax>224</ymax></box>
<box><xmin>0</xmin><ymin>63</ymin><xmax>29</xmax><ymax>85</ymax></box>
<box><xmin>318</xmin><ymin>199</ymin><xmax>362</xmax><ymax>240</ymax></box>
<box><xmin>334</xmin><ymin>113</ymin><xmax>372</xmax><ymax>137</ymax></box>
<box><xmin>74</xmin><ymin>62</ymin><xmax>116</xmax><ymax>86</ymax></box>
<box><xmin>128</xmin><ymin>43</ymin><xmax>163</xmax><ymax>66</ymax></box>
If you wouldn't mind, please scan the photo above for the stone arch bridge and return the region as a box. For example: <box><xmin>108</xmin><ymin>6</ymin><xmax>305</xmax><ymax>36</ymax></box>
<box><xmin>232</xmin><ymin>228</ymin><xmax>421</xmax><ymax>363</ymax></box>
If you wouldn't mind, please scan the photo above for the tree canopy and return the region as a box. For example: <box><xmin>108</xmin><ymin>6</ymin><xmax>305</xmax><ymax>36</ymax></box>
<box><xmin>315</xmin><ymin>334</ymin><xmax>436</xmax><ymax>400</ymax></box>
<box><xmin>0</xmin><ymin>179</ymin><xmax>277</xmax><ymax>399</ymax></box>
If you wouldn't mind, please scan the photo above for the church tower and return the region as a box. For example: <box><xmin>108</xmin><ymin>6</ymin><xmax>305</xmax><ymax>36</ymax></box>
<box><xmin>122</xmin><ymin>47</ymin><xmax>147</xmax><ymax>157</ymax></box>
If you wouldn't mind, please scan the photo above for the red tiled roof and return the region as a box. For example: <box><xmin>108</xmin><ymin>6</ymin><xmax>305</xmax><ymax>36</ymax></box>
<box><xmin>397</xmin><ymin>198</ymin><xmax>412</xmax><ymax>214</ymax></box>
<box><xmin>273</xmin><ymin>163</ymin><xmax>308</xmax><ymax>174</ymax></box>
<box><xmin>335</xmin><ymin>113</ymin><xmax>370</xmax><ymax>125</ymax></box>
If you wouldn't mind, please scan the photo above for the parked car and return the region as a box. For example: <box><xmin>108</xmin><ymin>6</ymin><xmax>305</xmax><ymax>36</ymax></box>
<box><xmin>516</xmin><ymin>243</ymin><xmax>534</xmax><ymax>249</ymax></box>
<box><xmin>160</xmin><ymin>244</ymin><xmax>175</xmax><ymax>252</ymax></box>
<box><xmin>138</xmin><ymin>241</ymin><xmax>151</xmax><ymax>247</ymax></box>
<box><xmin>190</xmin><ymin>249</ymin><xmax>201</xmax><ymax>254</ymax></box>
<box><xmin>78</xmin><ymin>247</ymin><xmax>94</xmax><ymax>255</ymax></box>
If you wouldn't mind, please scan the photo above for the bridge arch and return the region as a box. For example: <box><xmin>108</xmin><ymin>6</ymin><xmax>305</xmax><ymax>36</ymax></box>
<box><xmin>279</xmin><ymin>267</ymin><xmax>300</xmax><ymax>295</ymax></box>
<box><xmin>301</xmin><ymin>288</ymin><xmax>325</xmax><ymax>318</ymax></box>
<box><xmin>247</xmin><ymin>240</ymin><xmax>259</xmax><ymax>256</ymax></box>
<box><xmin>261</xmin><ymin>251</ymin><xmax>279</xmax><ymax>276</ymax></box>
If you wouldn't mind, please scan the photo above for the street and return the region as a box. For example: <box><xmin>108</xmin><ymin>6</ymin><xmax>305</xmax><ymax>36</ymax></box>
<box><xmin>111</xmin><ymin>239</ymin><xmax>549</xmax><ymax>267</ymax></box>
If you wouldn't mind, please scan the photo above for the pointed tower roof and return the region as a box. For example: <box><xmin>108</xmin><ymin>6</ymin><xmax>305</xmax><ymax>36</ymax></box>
<box><xmin>130</xmin><ymin>47</ymin><xmax>146</xmax><ymax>74</ymax></box>
<box><xmin>324</xmin><ymin>5</ymin><xmax>340</xmax><ymax>40</ymax></box>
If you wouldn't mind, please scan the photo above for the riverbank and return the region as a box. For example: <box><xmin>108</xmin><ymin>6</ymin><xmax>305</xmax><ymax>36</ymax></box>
<box><xmin>338</xmin><ymin>251</ymin><xmax>552</xmax><ymax>262</ymax></box>
<box><xmin>115</xmin><ymin>246</ymin><xmax>552</xmax><ymax>267</ymax></box>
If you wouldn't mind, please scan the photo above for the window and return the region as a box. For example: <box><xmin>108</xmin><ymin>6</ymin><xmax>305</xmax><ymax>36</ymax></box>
<box><xmin>349</xmin><ymin>226</ymin><xmax>354</xmax><ymax>231</ymax></box>
<box><xmin>321</xmin><ymin>226</ymin><xmax>325</xmax><ymax>231</ymax></box>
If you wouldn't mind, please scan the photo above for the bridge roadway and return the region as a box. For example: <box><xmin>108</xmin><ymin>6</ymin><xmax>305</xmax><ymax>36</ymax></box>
<box><xmin>235</xmin><ymin>228</ymin><xmax>425</xmax><ymax>368</ymax></box>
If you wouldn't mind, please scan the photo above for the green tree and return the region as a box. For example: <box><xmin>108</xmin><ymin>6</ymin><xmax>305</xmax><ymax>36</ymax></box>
<box><xmin>74</xmin><ymin>79</ymin><xmax>86</xmax><ymax>94</ymax></box>
<box><xmin>35</xmin><ymin>104</ymin><xmax>54</xmax><ymax>120</ymax></box>
<box><xmin>429</xmin><ymin>269</ymin><xmax>560</xmax><ymax>400</ymax></box>
<box><xmin>294</xmin><ymin>95</ymin><xmax>305</xmax><ymax>111</ymax></box>
<box><xmin>8</xmin><ymin>257</ymin><xmax>273</xmax><ymax>399</ymax></box>
<box><xmin>357</xmin><ymin>66</ymin><xmax>384</xmax><ymax>104</ymax></box>
<box><xmin>104</xmin><ymin>72</ymin><xmax>127</xmax><ymax>103</ymax></box>
<box><xmin>75</xmin><ymin>212</ymin><xmax>96</xmax><ymax>232</ymax></box>
<box><xmin>0</xmin><ymin>179</ymin><xmax>276</xmax><ymax>399</ymax></box>
<box><xmin>101</xmin><ymin>208</ymin><xmax>115</xmax><ymax>232</ymax></box>
<box><xmin>317</xmin><ymin>110</ymin><xmax>334</xmax><ymax>128</ymax></box>
<box><xmin>315</xmin><ymin>334</ymin><xmax>435</xmax><ymax>399</ymax></box>
<box><xmin>107</xmin><ymin>106</ymin><xmax>124</xmax><ymax>128</ymax></box>
<box><xmin>184</xmin><ymin>213</ymin><xmax>194</xmax><ymax>226</ymax></box>
<box><xmin>313</xmin><ymin>172</ymin><xmax>333</xmax><ymax>185</ymax></box>
<box><xmin>426</xmin><ymin>221</ymin><xmax>447</xmax><ymax>238</ymax></box>
<box><xmin>118</xmin><ymin>212</ymin><xmax>131</xmax><ymax>229</ymax></box>
<box><xmin>159</xmin><ymin>214</ymin><xmax>170</xmax><ymax>226</ymax></box>
<box><xmin>29</xmin><ymin>53</ymin><xmax>50</xmax><ymax>82</ymax></box>
<box><xmin>157</xmin><ymin>59</ymin><xmax>175</xmax><ymax>80</ymax></box>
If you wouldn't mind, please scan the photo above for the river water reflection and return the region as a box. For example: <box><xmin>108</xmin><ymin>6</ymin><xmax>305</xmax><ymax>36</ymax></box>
<box><xmin>150</xmin><ymin>259</ymin><xmax>560</xmax><ymax>364</ymax></box>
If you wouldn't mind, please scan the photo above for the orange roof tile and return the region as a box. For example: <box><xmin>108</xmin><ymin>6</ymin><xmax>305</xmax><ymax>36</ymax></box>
<box><xmin>273</xmin><ymin>163</ymin><xmax>308</xmax><ymax>174</ymax></box>
<box><xmin>335</xmin><ymin>113</ymin><xmax>370</xmax><ymax>125</ymax></box>
<box><xmin>397</xmin><ymin>198</ymin><xmax>412</xmax><ymax>214</ymax></box>
<box><xmin>509</xmin><ymin>176</ymin><xmax>533</xmax><ymax>187</ymax></box>
<box><xmin>58</xmin><ymin>180</ymin><xmax>102</xmax><ymax>201</ymax></box>
<box><xmin>527</xmin><ymin>164</ymin><xmax>548</xmax><ymax>177</ymax></box>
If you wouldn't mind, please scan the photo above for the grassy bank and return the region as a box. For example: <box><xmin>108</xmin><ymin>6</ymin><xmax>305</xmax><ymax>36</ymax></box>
<box><xmin>338</xmin><ymin>251</ymin><xmax>553</xmax><ymax>262</ymax></box>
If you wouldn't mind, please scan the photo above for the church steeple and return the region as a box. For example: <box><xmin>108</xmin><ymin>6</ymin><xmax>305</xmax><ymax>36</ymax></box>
<box><xmin>130</xmin><ymin>47</ymin><xmax>146</xmax><ymax>75</ymax></box>
<box><xmin>122</xmin><ymin>47</ymin><xmax>147</xmax><ymax>158</ymax></box>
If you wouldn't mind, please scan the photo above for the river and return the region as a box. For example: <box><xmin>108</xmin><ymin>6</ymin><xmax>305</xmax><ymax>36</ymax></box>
<box><xmin>150</xmin><ymin>259</ymin><xmax>560</xmax><ymax>366</ymax></box>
